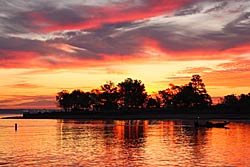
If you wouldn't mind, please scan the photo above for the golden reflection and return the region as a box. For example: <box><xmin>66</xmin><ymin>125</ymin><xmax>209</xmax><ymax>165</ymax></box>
<box><xmin>53</xmin><ymin>120</ymin><xmax>250</xmax><ymax>166</ymax></box>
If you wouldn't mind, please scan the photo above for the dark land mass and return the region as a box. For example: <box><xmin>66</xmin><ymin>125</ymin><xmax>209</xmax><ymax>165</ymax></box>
<box><xmin>2</xmin><ymin>110</ymin><xmax>250</xmax><ymax>120</ymax></box>
<box><xmin>0</xmin><ymin>109</ymin><xmax>26</xmax><ymax>114</ymax></box>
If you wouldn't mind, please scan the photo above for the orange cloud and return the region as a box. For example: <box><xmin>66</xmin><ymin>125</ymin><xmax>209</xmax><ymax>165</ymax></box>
<box><xmin>203</xmin><ymin>70</ymin><xmax>250</xmax><ymax>87</ymax></box>
<box><xmin>167</xmin><ymin>58</ymin><xmax>250</xmax><ymax>90</ymax></box>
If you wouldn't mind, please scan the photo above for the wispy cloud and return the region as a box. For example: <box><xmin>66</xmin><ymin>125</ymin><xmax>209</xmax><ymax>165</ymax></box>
<box><xmin>10</xmin><ymin>82</ymin><xmax>43</xmax><ymax>89</ymax></box>
<box><xmin>0</xmin><ymin>95</ymin><xmax>55</xmax><ymax>109</ymax></box>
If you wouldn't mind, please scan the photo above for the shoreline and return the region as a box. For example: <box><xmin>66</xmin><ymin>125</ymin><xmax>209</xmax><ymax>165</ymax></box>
<box><xmin>2</xmin><ymin>111</ymin><xmax>250</xmax><ymax>120</ymax></box>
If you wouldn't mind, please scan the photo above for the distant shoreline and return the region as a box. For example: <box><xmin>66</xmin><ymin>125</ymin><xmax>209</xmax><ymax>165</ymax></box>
<box><xmin>2</xmin><ymin>110</ymin><xmax>250</xmax><ymax>120</ymax></box>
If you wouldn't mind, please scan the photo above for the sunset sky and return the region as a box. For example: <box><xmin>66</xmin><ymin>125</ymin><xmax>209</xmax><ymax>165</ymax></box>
<box><xmin>0</xmin><ymin>0</ymin><xmax>250</xmax><ymax>108</ymax></box>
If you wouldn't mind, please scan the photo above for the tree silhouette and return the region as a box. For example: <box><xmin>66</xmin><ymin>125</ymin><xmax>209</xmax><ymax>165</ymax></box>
<box><xmin>56</xmin><ymin>90</ymin><xmax>72</xmax><ymax>112</ymax></box>
<box><xmin>190</xmin><ymin>75</ymin><xmax>206</xmax><ymax>94</ymax></box>
<box><xmin>239</xmin><ymin>93</ymin><xmax>250</xmax><ymax>106</ymax></box>
<box><xmin>219</xmin><ymin>93</ymin><xmax>250</xmax><ymax>112</ymax></box>
<box><xmin>146</xmin><ymin>96</ymin><xmax>160</xmax><ymax>109</ymax></box>
<box><xmin>89</xmin><ymin>89</ymin><xmax>102</xmax><ymax>111</ymax></box>
<box><xmin>100</xmin><ymin>81</ymin><xmax>119</xmax><ymax>110</ymax></box>
<box><xmin>159</xmin><ymin>84</ymin><xmax>181</xmax><ymax>108</ymax></box>
<box><xmin>71</xmin><ymin>89</ymin><xmax>82</xmax><ymax>111</ymax></box>
<box><xmin>118</xmin><ymin>78</ymin><xmax>147</xmax><ymax>109</ymax></box>
<box><xmin>56</xmin><ymin>89</ymin><xmax>91</xmax><ymax>112</ymax></box>
<box><xmin>159</xmin><ymin>75</ymin><xmax>212</xmax><ymax>109</ymax></box>
<box><xmin>223</xmin><ymin>94</ymin><xmax>238</xmax><ymax>106</ymax></box>
<box><xmin>189</xmin><ymin>75</ymin><xmax>212</xmax><ymax>108</ymax></box>
<box><xmin>238</xmin><ymin>93</ymin><xmax>250</xmax><ymax>112</ymax></box>
<box><xmin>56</xmin><ymin>75</ymin><xmax>214</xmax><ymax>112</ymax></box>
<box><xmin>173</xmin><ymin>84</ymin><xmax>196</xmax><ymax>108</ymax></box>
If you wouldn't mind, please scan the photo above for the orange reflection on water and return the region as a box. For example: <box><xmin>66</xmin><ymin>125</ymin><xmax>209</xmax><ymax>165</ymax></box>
<box><xmin>56</xmin><ymin>120</ymin><xmax>250</xmax><ymax>166</ymax></box>
<box><xmin>113</xmin><ymin>120</ymin><xmax>148</xmax><ymax>141</ymax></box>
<box><xmin>1</xmin><ymin>119</ymin><xmax>250</xmax><ymax>166</ymax></box>
<box><xmin>205</xmin><ymin>123</ymin><xmax>250</xmax><ymax>166</ymax></box>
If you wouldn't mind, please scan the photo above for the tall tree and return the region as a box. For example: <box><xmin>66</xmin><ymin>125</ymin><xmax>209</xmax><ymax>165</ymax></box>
<box><xmin>71</xmin><ymin>89</ymin><xmax>83</xmax><ymax>111</ymax></box>
<box><xmin>189</xmin><ymin>74</ymin><xmax>212</xmax><ymax>108</ymax></box>
<box><xmin>159</xmin><ymin>75</ymin><xmax>212</xmax><ymax>109</ymax></box>
<box><xmin>190</xmin><ymin>74</ymin><xmax>206</xmax><ymax>94</ymax></box>
<box><xmin>100</xmin><ymin>81</ymin><xmax>119</xmax><ymax>110</ymax></box>
<box><xmin>173</xmin><ymin>84</ymin><xmax>196</xmax><ymax>108</ymax></box>
<box><xmin>71</xmin><ymin>90</ymin><xmax>91</xmax><ymax>111</ymax></box>
<box><xmin>56</xmin><ymin>90</ymin><xmax>72</xmax><ymax>112</ymax></box>
<box><xmin>118</xmin><ymin>78</ymin><xmax>147</xmax><ymax>109</ymax></box>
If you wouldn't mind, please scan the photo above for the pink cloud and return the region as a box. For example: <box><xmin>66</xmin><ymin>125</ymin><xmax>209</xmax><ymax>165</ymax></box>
<box><xmin>142</xmin><ymin>38</ymin><xmax>250</xmax><ymax>61</ymax></box>
<box><xmin>0</xmin><ymin>49</ymin><xmax>43</xmax><ymax>68</ymax></box>
<box><xmin>1</xmin><ymin>39</ymin><xmax>250</xmax><ymax>70</ymax></box>
<box><xmin>25</xmin><ymin>0</ymin><xmax>193</xmax><ymax>32</ymax></box>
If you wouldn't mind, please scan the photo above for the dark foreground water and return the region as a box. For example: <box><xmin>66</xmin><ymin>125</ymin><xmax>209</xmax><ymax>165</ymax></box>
<box><xmin>1</xmin><ymin>114</ymin><xmax>250</xmax><ymax>167</ymax></box>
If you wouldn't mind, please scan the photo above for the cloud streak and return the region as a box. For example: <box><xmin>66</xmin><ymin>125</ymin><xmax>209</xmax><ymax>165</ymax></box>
<box><xmin>0</xmin><ymin>95</ymin><xmax>56</xmax><ymax>109</ymax></box>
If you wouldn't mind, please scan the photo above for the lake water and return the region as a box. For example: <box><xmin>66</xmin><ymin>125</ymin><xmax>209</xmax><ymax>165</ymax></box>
<box><xmin>1</xmin><ymin>114</ymin><xmax>250</xmax><ymax>167</ymax></box>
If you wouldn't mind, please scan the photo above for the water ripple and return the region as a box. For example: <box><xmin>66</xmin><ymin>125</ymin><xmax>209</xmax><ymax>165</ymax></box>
<box><xmin>0</xmin><ymin>119</ymin><xmax>250</xmax><ymax>166</ymax></box>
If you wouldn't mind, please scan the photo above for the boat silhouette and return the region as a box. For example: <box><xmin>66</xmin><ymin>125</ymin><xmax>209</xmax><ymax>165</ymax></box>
<box><xmin>194</xmin><ymin>120</ymin><xmax>230</xmax><ymax>128</ymax></box>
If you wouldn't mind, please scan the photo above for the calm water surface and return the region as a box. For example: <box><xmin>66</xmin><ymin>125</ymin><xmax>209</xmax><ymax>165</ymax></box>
<box><xmin>1</xmin><ymin>114</ymin><xmax>250</xmax><ymax>166</ymax></box>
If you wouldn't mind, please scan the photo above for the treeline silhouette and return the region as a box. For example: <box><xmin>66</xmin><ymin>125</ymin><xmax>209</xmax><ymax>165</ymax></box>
<box><xmin>216</xmin><ymin>93</ymin><xmax>250</xmax><ymax>112</ymax></box>
<box><xmin>56</xmin><ymin>75</ymin><xmax>250</xmax><ymax>112</ymax></box>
